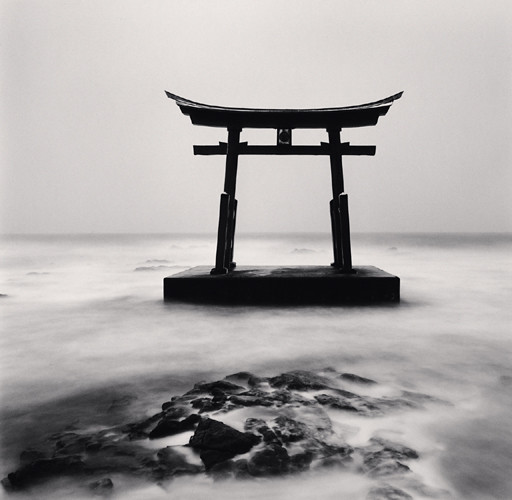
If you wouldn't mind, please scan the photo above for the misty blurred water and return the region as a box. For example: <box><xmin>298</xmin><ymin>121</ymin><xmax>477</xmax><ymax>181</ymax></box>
<box><xmin>1</xmin><ymin>232</ymin><xmax>511</xmax><ymax>499</ymax></box>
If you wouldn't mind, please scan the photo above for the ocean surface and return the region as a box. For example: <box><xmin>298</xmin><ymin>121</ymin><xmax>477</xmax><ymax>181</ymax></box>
<box><xmin>1</xmin><ymin>232</ymin><xmax>511</xmax><ymax>499</ymax></box>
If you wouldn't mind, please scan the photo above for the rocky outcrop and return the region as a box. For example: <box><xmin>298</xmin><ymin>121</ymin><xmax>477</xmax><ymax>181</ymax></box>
<box><xmin>367</xmin><ymin>483</ymin><xmax>413</xmax><ymax>500</ymax></box>
<box><xmin>268</xmin><ymin>370</ymin><xmax>331</xmax><ymax>391</ymax></box>
<box><xmin>3</xmin><ymin>368</ymin><xmax>441</xmax><ymax>497</ymax></box>
<box><xmin>149</xmin><ymin>413</ymin><xmax>201</xmax><ymax>439</ymax></box>
<box><xmin>5</xmin><ymin>456</ymin><xmax>85</xmax><ymax>490</ymax></box>
<box><xmin>153</xmin><ymin>447</ymin><xmax>203</xmax><ymax>479</ymax></box>
<box><xmin>88</xmin><ymin>477</ymin><xmax>114</xmax><ymax>495</ymax></box>
<box><xmin>189</xmin><ymin>418</ymin><xmax>261</xmax><ymax>469</ymax></box>
<box><xmin>358</xmin><ymin>437</ymin><xmax>419</xmax><ymax>478</ymax></box>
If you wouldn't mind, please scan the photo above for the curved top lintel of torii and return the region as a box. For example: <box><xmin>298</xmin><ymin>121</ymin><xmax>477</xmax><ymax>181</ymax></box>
<box><xmin>165</xmin><ymin>91</ymin><xmax>403</xmax><ymax>130</ymax></box>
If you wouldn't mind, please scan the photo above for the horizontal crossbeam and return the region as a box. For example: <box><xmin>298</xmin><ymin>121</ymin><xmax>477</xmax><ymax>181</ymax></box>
<box><xmin>193</xmin><ymin>142</ymin><xmax>376</xmax><ymax>156</ymax></box>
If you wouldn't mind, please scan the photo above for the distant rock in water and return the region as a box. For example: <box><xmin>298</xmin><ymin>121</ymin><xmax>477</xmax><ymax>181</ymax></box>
<box><xmin>134</xmin><ymin>265</ymin><xmax>178</xmax><ymax>272</ymax></box>
<box><xmin>145</xmin><ymin>259</ymin><xmax>173</xmax><ymax>264</ymax></box>
<box><xmin>2</xmin><ymin>368</ymin><xmax>444</xmax><ymax>497</ymax></box>
<box><xmin>0</xmin><ymin>293</ymin><xmax>8</xmax><ymax>298</ymax></box>
<box><xmin>290</xmin><ymin>248</ymin><xmax>316</xmax><ymax>254</ymax></box>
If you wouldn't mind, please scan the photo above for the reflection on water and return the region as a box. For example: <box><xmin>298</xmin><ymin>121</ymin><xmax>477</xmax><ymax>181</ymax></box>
<box><xmin>1</xmin><ymin>233</ymin><xmax>511</xmax><ymax>499</ymax></box>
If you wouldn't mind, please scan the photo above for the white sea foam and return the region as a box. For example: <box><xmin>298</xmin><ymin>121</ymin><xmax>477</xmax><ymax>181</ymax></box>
<box><xmin>1</xmin><ymin>233</ymin><xmax>511</xmax><ymax>499</ymax></box>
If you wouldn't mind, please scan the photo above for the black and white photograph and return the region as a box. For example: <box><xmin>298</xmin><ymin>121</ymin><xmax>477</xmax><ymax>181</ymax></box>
<box><xmin>1</xmin><ymin>1</ymin><xmax>511</xmax><ymax>499</ymax></box>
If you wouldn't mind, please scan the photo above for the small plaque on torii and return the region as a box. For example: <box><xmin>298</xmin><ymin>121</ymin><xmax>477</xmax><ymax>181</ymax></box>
<box><xmin>163</xmin><ymin>91</ymin><xmax>403</xmax><ymax>304</ymax></box>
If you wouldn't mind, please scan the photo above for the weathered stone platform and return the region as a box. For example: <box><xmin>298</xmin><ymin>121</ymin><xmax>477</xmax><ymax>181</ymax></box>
<box><xmin>164</xmin><ymin>266</ymin><xmax>399</xmax><ymax>304</ymax></box>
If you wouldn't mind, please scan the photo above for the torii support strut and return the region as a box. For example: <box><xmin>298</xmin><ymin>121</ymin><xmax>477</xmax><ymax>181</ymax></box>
<box><xmin>328</xmin><ymin>128</ymin><xmax>352</xmax><ymax>273</ymax></box>
<box><xmin>212</xmin><ymin>128</ymin><xmax>240</xmax><ymax>274</ymax></box>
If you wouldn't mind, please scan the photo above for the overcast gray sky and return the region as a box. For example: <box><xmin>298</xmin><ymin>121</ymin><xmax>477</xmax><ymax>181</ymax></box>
<box><xmin>1</xmin><ymin>0</ymin><xmax>511</xmax><ymax>234</ymax></box>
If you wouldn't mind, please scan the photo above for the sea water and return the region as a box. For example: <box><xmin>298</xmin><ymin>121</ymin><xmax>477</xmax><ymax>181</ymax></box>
<box><xmin>1</xmin><ymin>233</ymin><xmax>511</xmax><ymax>499</ymax></box>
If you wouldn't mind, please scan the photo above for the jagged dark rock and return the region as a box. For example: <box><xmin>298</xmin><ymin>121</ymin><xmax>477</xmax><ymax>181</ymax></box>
<box><xmin>189</xmin><ymin>418</ymin><xmax>261</xmax><ymax>469</ymax></box>
<box><xmin>333</xmin><ymin>388</ymin><xmax>361</xmax><ymax>399</ymax></box>
<box><xmin>208</xmin><ymin>459</ymin><xmax>237</xmax><ymax>479</ymax></box>
<box><xmin>82</xmin><ymin>441</ymin><xmax>156</xmax><ymax>476</ymax></box>
<box><xmin>184</xmin><ymin>380</ymin><xmax>245</xmax><ymax>396</ymax></box>
<box><xmin>161</xmin><ymin>405</ymin><xmax>189</xmax><ymax>419</ymax></box>
<box><xmin>149</xmin><ymin>413</ymin><xmax>201</xmax><ymax>439</ymax></box>
<box><xmin>89</xmin><ymin>477</ymin><xmax>114</xmax><ymax>495</ymax></box>
<box><xmin>363</xmin><ymin>457</ymin><xmax>411</xmax><ymax>477</ymax></box>
<box><xmin>315</xmin><ymin>392</ymin><xmax>387</xmax><ymax>415</ymax></box>
<box><xmin>19</xmin><ymin>449</ymin><xmax>48</xmax><ymax>465</ymax></box>
<box><xmin>224</xmin><ymin>372</ymin><xmax>265</xmax><ymax>387</ymax></box>
<box><xmin>289</xmin><ymin>450</ymin><xmax>314</xmax><ymax>472</ymax></box>
<box><xmin>154</xmin><ymin>447</ymin><xmax>203</xmax><ymax>478</ymax></box>
<box><xmin>208</xmin><ymin>458</ymin><xmax>250</xmax><ymax>480</ymax></box>
<box><xmin>268</xmin><ymin>370</ymin><xmax>331</xmax><ymax>391</ymax></box>
<box><xmin>53</xmin><ymin>432</ymin><xmax>92</xmax><ymax>456</ymax></box>
<box><xmin>229</xmin><ymin>389</ymin><xmax>275</xmax><ymax>407</ymax></box>
<box><xmin>247</xmin><ymin>443</ymin><xmax>290</xmax><ymax>476</ymax></box>
<box><xmin>314</xmin><ymin>393</ymin><xmax>360</xmax><ymax>412</ymax></box>
<box><xmin>312</xmin><ymin>441</ymin><xmax>354</xmax><ymax>469</ymax></box>
<box><xmin>340</xmin><ymin>373</ymin><xmax>377</xmax><ymax>385</ymax></box>
<box><xmin>272</xmin><ymin>416</ymin><xmax>309</xmax><ymax>443</ymax></box>
<box><xmin>120</xmin><ymin>412</ymin><xmax>165</xmax><ymax>440</ymax></box>
<box><xmin>243</xmin><ymin>417</ymin><xmax>267</xmax><ymax>433</ymax></box>
<box><xmin>366</xmin><ymin>483</ymin><xmax>413</xmax><ymax>500</ymax></box>
<box><xmin>375</xmin><ymin>397</ymin><xmax>420</xmax><ymax>411</ymax></box>
<box><xmin>368</xmin><ymin>438</ymin><xmax>419</xmax><ymax>460</ymax></box>
<box><xmin>190</xmin><ymin>396</ymin><xmax>227</xmax><ymax>413</ymax></box>
<box><xmin>6</xmin><ymin>456</ymin><xmax>85</xmax><ymax>490</ymax></box>
<box><xmin>400</xmin><ymin>390</ymin><xmax>446</xmax><ymax>406</ymax></box>
<box><xmin>244</xmin><ymin>418</ymin><xmax>281</xmax><ymax>444</ymax></box>
<box><xmin>269</xmin><ymin>389</ymin><xmax>293</xmax><ymax>405</ymax></box>
<box><xmin>359</xmin><ymin>438</ymin><xmax>418</xmax><ymax>477</ymax></box>
<box><xmin>198</xmin><ymin>449</ymin><xmax>234</xmax><ymax>469</ymax></box>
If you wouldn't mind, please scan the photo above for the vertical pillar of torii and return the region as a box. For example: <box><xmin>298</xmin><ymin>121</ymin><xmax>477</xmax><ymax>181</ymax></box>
<box><xmin>328</xmin><ymin>128</ymin><xmax>353</xmax><ymax>273</ymax></box>
<box><xmin>212</xmin><ymin>128</ymin><xmax>241</xmax><ymax>275</ymax></box>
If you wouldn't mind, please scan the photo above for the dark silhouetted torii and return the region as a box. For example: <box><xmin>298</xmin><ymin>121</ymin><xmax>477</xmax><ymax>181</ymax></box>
<box><xmin>166</xmin><ymin>91</ymin><xmax>403</xmax><ymax>275</ymax></box>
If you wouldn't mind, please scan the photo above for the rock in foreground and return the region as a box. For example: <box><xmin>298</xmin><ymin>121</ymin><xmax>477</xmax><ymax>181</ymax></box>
<box><xmin>3</xmin><ymin>368</ymin><xmax>443</xmax><ymax>497</ymax></box>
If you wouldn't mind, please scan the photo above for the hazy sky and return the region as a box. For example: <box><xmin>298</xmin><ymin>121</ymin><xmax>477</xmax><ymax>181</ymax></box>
<box><xmin>1</xmin><ymin>0</ymin><xmax>511</xmax><ymax>234</ymax></box>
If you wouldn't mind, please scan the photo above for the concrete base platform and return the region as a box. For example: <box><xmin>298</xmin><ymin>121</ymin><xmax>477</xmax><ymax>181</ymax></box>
<box><xmin>164</xmin><ymin>266</ymin><xmax>399</xmax><ymax>305</ymax></box>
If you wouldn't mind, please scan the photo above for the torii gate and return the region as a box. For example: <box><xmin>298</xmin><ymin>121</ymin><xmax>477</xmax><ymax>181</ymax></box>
<box><xmin>166</xmin><ymin>91</ymin><xmax>403</xmax><ymax>277</ymax></box>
